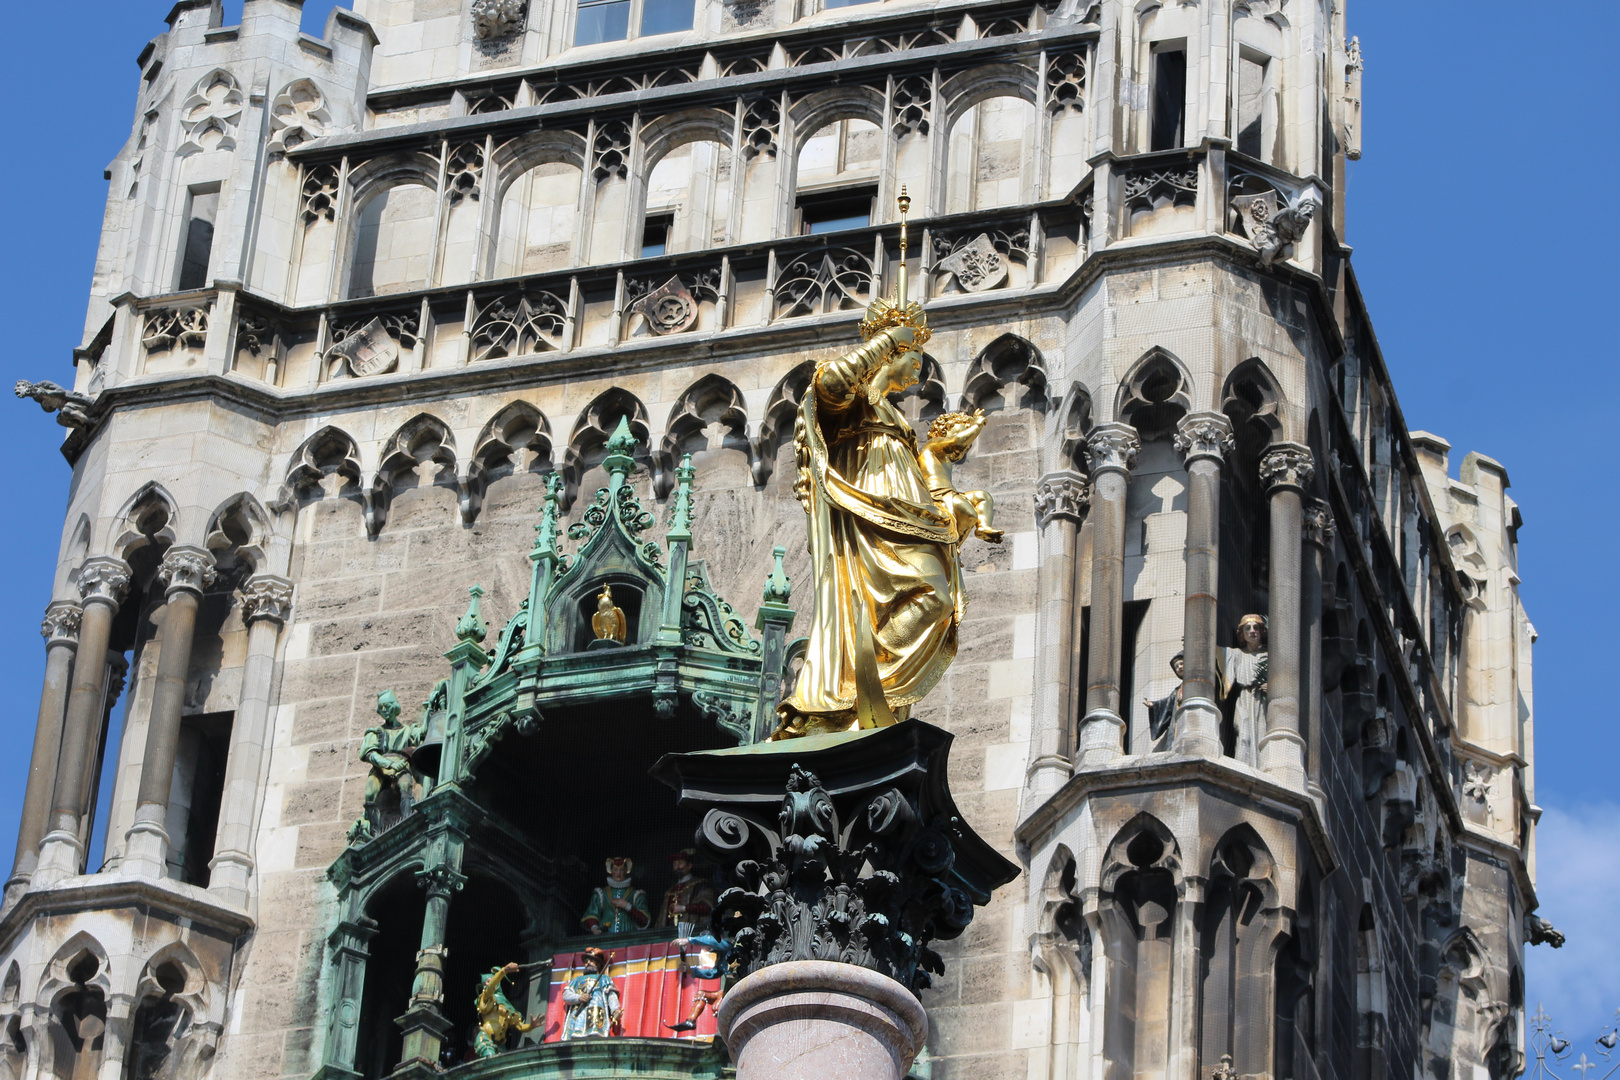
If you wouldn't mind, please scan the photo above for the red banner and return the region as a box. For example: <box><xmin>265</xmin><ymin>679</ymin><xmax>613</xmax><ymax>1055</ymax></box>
<box><xmin>540</xmin><ymin>941</ymin><xmax>720</xmax><ymax>1043</ymax></box>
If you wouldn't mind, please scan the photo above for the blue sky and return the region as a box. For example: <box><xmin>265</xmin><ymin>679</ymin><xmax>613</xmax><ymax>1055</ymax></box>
<box><xmin>0</xmin><ymin>0</ymin><xmax>1614</xmax><ymax>1043</ymax></box>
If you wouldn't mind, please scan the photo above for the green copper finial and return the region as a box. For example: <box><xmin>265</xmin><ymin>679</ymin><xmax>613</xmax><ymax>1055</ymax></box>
<box><xmin>763</xmin><ymin>545</ymin><xmax>792</xmax><ymax>605</ymax></box>
<box><xmin>667</xmin><ymin>453</ymin><xmax>696</xmax><ymax>541</ymax></box>
<box><xmin>603</xmin><ymin>416</ymin><xmax>637</xmax><ymax>491</ymax></box>
<box><xmin>457</xmin><ymin>584</ymin><xmax>488</xmax><ymax>643</ymax></box>
<box><xmin>532</xmin><ymin>473</ymin><xmax>562</xmax><ymax>563</ymax></box>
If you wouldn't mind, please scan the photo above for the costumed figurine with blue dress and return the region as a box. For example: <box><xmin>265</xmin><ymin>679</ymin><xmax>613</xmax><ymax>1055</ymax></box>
<box><xmin>664</xmin><ymin>932</ymin><xmax>732</xmax><ymax>1033</ymax></box>
<box><xmin>560</xmin><ymin>947</ymin><xmax>621</xmax><ymax>1040</ymax></box>
<box><xmin>581</xmin><ymin>857</ymin><xmax>652</xmax><ymax>935</ymax></box>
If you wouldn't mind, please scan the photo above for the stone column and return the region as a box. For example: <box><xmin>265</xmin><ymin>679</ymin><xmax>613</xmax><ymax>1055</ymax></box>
<box><xmin>1077</xmin><ymin>424</ymin><xmax>1140</xmax><ymax>766</ymax></box>
<box><xmin>1258</xmin><ymin>445</ymin><xmax>1313</xmax><ymax>789</ymax></box>
<box><xmin>6</xmin><ymin>602</ymin><xmax>83</xmax><ymax>900</ymax></box>
<box><xmin>395</xmin><ymin>865</ymin><xmax>465</xmax><ymax>1074</ymax></box>
<box><xmin>123</xmin><ymin>546</ymin><xmax>217</xmax><ymax>880</ymax></box>
<box><xmin>1302</xmin><ymin>501</ymin><xmax>1333</xmax><ymax>803</ymax></box>
<box><xmin>716</xmin><ymin>961</ymin><xmax>929</xmax><ymax>1080</ymax></box>
<box><xmin>34</xmin><ymin>558</ymin><xmax>131</xmax><ymax>886</ymax></box>
<box><xmin>1172</xmin><ymin>413</ymin><xmax>1234</xmax><ymax>757</ymax></box>
<box><xmin>208</xmin><ymin>574</ymin><xmax>293</xmax><ymax>907</ymax></box>
<box><xmin>1028</xmin><ymin>470</ymin><xmax>1089</xmax><ymax>800</ymax></box>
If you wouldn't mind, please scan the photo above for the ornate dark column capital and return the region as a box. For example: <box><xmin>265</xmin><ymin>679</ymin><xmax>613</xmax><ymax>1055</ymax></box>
<box><xmin>240</xmin><ymin>575</ymin><xmax>295</xmax><ymax>625</ymax></box>
<box><xmin>1303</xmin><ymin>500</ymin><xmax>1336</xmax><ymax>547</ymax></box>
<box><xmin>415</xmin><ymin>865</ymin><xmax>467</xmax><ymax>900</ymax></box>
<box><xmin>158</xmin><ymin>545</ymin><xmax>217</xmax><ymax>597</ymax></box>
<box><xmin>1174</xmin><ymin>411</ymin><xmax>1235</xmax><ymax>466</ymax></box>
<box><xmin>77</xmin><ymin>556</ymin><xmax>132</xmax><ymax>608</ymax></box>
<box><xmin>40</xmin><ymin>601</ymin><xmax>83</xmax><ymax>648</ymax></box>
<box><xmin>1085</xmin><ymin>423</ymin><xmax>1141</xmax><ymax>476</ymax></box>
<box><xmin>1259</xmin><ymin>442</ymin><xmax>1315</xmax><ymax>493</ymax></box>
<box><xmin>1034</xmin><ymin>470</ymin><xmax>1090</xmax><ymax>527</ymax></box>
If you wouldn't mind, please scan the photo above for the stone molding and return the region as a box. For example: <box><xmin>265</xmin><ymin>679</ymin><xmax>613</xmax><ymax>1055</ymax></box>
<box><xmin>1259</xmin><ymin>442</ymin><xmax>1315</xmax><ymax>492</ymax></box>
<box><xmin>1034</xmin><ymin>470</ymin><xmax>1089</xmax><ymax>527</ymax></box>
<box><xmin>1175</xmin><ymin>411</ymin><xmax>1236</xmax><ymax>465</ymax></box>
<box><xmin>76</xmin><ymin>557</ymin><xmax>132</xmax><ymax>607</ymax></box>
<box><xmin>1085</xmin><ymin>423</ymin><xmax>1141</xmax><ymax>476</ymax></box>
<box><xmin>40</xmin><ymin>601</ymin><xmax>82</xmax><ymax>647</ymax></box>
<box><xmin>159</xmin><ymin>545</ymin><xmax>218</xmax><ymax>597</ymax></box>
<box><xmin>240</xmin><ymin>575</ymin><xmax>295</xmax><ymax>625</ymax></box>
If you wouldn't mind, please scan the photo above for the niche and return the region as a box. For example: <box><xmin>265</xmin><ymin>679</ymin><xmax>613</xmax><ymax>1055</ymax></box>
<box><xmin>124</xmin><ymin>963</ymin><xmax>188</xmax><ymax>1080</ymax></box>
<box><xmin>573</xmin><ymin>581</ymin><xmax>644</xmax><ymax>652</ymax></box>
<box><xmin>48</xmin><ymin>954</ymin><xmax>106</xmax><ymax>1080</ymax></box>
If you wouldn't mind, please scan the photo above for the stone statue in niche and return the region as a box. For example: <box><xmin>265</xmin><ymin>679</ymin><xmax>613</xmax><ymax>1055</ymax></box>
<box><xmin>657</xmin><ymin>848</ymin><xmax>716</xmax><ymax>934</ymax></box>
<box><xmin>581</xmin><ymin>857</ymin><xmax>651</xmax><ymax>935</ymax></box>
<box><xmin>1142</xmin><ymin>650</ymin><xmax>1184</xmax><ymax>750</ymax></box>
<box><xmin>472</xmin><ymin>963</ymin><xmax>540</xmax><ymax>1056</ymax></box>
<box><xmin>1222</xmin><ymin>615</ymin><xmax>1268</xmax><ymax>766</ymax></box>
<box><xmin>350</xmin><ymin>690</ymin><xmax>423</xmax><ymax>843</ymax></box>
<box><xmin>560</xmin><ymin>947</ymin><xmax>621</xmax><ymax>1039</ymax></box>
<box><xmin>589</xmin><ymin>585</ymin><xmax>627</xmax><ymax>647</ymax></box>
<box><xmin>919</xmin><ymin>410</ymin><xmax>1004</xmax><ymax>545</ymax></box>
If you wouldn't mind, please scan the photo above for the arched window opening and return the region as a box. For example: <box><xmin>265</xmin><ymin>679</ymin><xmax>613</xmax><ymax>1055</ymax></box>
<box><xmin>645</xmin><ymin>140</ymin><xmax>732</xmax><ymax>253</ymax></box>
<box><xmin>350</xmin><ymin>184</ymin><xmax>436</xmax><ymax>298</ymax></box>
<box><xmin>48</xmin><ymin>953</ymin><xmax>106</xmax><ymax>1080</ymax></box>
<box><xmin>439</xmin><ymin>876</ymin><xmax>532</xmax><ymax>1064</ymax></box>
<box><xmin>1099</xmin><ymin>820</ymin><xmax>1181</xmax><ymax>1080</ymax></box>
<box><xmin>947</xmin><ymin>97</ymin><xmax>1037</xmax><ymax>213</ymax></box>
<box><xmin>794</xmin><ymin>120</ymin><xmax>880</xmax><ymax>233</ymax></box>
<box><xmin>495</xmin><ymin>162</ymin><xmax>583</xmax><ymax>276</ymax></box>
<box><xmin>356</xmin><ymin>877</ymin><xmax>428</xmax><ymax>1080</ymax></box>
<box><xmin>124</xmin><ymin>962</ymin><xmax>189</xmax><ymax>1080</ymax></box>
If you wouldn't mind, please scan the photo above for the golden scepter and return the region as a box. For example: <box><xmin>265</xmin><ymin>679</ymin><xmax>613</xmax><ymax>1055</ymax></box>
<box><xmin>896</xmin><ymin>185</ymin><xmax>911</xmax><ymax>306</ymax></box>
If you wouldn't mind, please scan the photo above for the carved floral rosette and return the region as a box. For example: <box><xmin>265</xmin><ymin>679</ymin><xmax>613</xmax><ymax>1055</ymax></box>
<box><xmin>652</xmin><ymin>721</ymin><xmax>1019</xmax><ymax>994</ymax></box>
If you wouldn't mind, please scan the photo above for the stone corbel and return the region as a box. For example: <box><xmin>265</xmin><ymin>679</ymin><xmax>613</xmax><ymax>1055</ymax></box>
<box><xmin>240</xmin><ymin>575</ymin><xmax>295</xmax><ymax>625</ymax></box>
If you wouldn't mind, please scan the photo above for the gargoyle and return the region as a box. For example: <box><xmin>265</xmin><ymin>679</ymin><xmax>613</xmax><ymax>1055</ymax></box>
<box><xmin>15</xmin><ymin>380</ymin><xmax>91</xmax><ymax>429</ymax></box>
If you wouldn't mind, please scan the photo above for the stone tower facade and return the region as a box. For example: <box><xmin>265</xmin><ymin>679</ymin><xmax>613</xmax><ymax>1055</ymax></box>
<box><xmin>1</xmin><ymin>2</ymin><xmax>1543</xmax><ymax>1080</ymax></box>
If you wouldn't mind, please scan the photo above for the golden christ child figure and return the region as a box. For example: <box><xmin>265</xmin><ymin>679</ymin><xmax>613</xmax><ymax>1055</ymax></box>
<box><xmin>772</xmin><ymin>189</ymin><xmax>998</xmax><ymax>738</ymax></box>
<box><xmin>918</xmin><ymin>409</ymin><xmax>1003</xmax><ymax>545</ymax></box>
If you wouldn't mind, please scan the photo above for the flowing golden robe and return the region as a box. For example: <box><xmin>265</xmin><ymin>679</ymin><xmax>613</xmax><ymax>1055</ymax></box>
<box><xmin>776</xmin><ymin>330</ymin><xmax>963</xmax><ymax>736</ymax></box>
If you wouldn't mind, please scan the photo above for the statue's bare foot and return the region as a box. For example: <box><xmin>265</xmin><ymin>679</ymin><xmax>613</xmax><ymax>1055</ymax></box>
<box><xmin>977</xmin><ymin>527</ymin><xmax>1004</xmax><ymax>543</ymax></box>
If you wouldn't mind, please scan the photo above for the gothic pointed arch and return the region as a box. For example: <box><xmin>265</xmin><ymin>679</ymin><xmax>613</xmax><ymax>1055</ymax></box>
<box><xmin>563</xmin><ymin>389</ymin><xmax>652</xmax><ymax>508</ymax></box>
<box><xmin>962</xmin><ymin>333</ymin><xmax>1048</xmax><ymax>412</ymax></box>
<box><xmin>1059</xmin><ymin>383</ymin><xmax>1095</xmax><ymax>469</ymax></box>
<box><xmin>1199</xmin><ymin>823</ymin><xmax>1285</xmax><ymax>1079</ymax></box>
<box><xmin>755</xmin><ymin>361</ymin><xmax>814</xmax><ymax>485</ymax></box>
<box><xmin>110</xmin><ymin>482</ymin><xmax>180</xmax><ymax>562</ymax></box>
<box><xmin>268</xmin><ymin>78</ymin><xmax>330</xmax><ymax>155</ymax></box>
<box><xmin>787</xmin><ymin>86</ymin><xmax>886</xmax><ymax>154</ymax></box>
<box><xmin>1115</xmin><ymin>347</ymin><xmax>1193</xmax><ymax>435</ymax></box>
<box><xmin>1222</xmin><ymin>356</ymin><xmax>1285</xmax><ymax>447</ymax></box>
<box><xmin>1030</xmin><ymin>844</ymin><xmax>1089</xmax><ymax>985</ymax></box>
<box><xmin>662</xmin><ymin>373</ymin><xmax>751</xmax><ymax>470</ymax></box>
<box><xmin>277</xmin><ymin>425</ymin><xmax>364</xmax><ymax>510</ymax></box>
<box><xmin>369</xmin><ymin>414</ymin><xmax>458</xmax><ymax>536</ymax></box>
<box><xmin>178</xmin><ymin>69</ymin><xmax>243</xmax><ymax>155</ymax></box>
<box><xmin>1096</xmin><ymin>813</ymin><xmax>1182</xmax><ymax>1080</ymax></box>
<box><xmin>464</xmin><ymin>401</ymin><xmax>554</xmax><ymax>523</ymax></box>
<box><xmin>204</xmin><ymin>492</ymin><xmax>274</xmax><ymax>574</ymax></box>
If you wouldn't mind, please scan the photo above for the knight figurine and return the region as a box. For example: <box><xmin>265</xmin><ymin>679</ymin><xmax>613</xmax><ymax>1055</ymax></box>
<box><xmin>560</xmin><ymin>947</ymin><xmax>621</xmax><ymax>1040</ymax></box>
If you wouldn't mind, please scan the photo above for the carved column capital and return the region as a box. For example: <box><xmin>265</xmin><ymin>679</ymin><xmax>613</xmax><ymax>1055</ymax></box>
<box><xmin>1034</xmin><ymin>470</ymin><xmax>1090</xmax><ymax>527</ymax></box>
<box><xmin>1259</xmin><ymin>443</ymin><xmax>1315</xmax><ymax>493</ymax></box>
<box><xmin>415</xmin><ymin>865</ymin><xmax>467</xmax><ymax>899</ymax></box>
<box><xmin>159</xmin><ymin>546</ymin><xmax>217</xmax><ymax>597</ymax></box>
<box><xmin>40</xmin><ymin>601</ymin><xmax>83</xmax><ymax>647</ymax></box>
<box><xmin>1174</xmin><ymin>411</ymin><xmax>1235</xmax><ymax>466</ymax></box>
<box><xmin>77</xmin><ymin>557</ymin><xmax>132</xmax><ymax>608</ymax></box>
<box><xmin>1085</xmin><ymin>423</ymin><xmax>1141</xmax><ymax>476</ymax></box>
<box><xmin>240</xmin><ymin>575</ymin><xmax>295</xmax><ymax>625</ymax></box>
<box><xmin>1303</xmin><ymin>500</ymin><xmax>1336</xmax><ymax>547</ymax></box>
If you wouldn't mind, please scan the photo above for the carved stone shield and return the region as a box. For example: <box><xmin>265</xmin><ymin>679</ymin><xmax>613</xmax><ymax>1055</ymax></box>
<box><xmin>328</xmin><ymin>317</ymin><xmax>399</xmax><ymax>377</ymax></box>
<box><xmin>628</xmin><ymin>275</ymin><xmax>699</xmax><ymax>336</ymax></box>
<box><xmin>935</xmin><ymin>233</ymin><xmax>1008</xmax><ymax>293</ymax></box>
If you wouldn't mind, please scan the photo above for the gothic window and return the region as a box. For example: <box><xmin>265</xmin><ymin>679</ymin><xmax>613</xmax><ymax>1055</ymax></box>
<box><xmin>646</xmin><ymin>140</ymin><xmax>732</xmax><ymax>250</ymax></box>
<box><xmin>574</xmin><ymin>0</ymin><xmax>693</xmax><ymax>46</ymax></box>
<box><xmin>1150</xmin><ymin>46</ymin><xmax>1186</xmax><ymax>151</ymax></box>
<box><xmin>795</xmin><ymin>119</ymin><xmax>881</xmax><ymax>228</ymax></box>
<box><xmin>177</xmin><ymin>186</ymin><xmax>220</xmax><ymax>292</ymax></box>
<box><xmin>349</xmin><ymin>184</ymin><xmax>436</xmax><ymax>299</ymax></box>
<box><xmin>641</xmin><ymin>214</ymin><xmax>673</xmax><ymax>257</ymax></box>
<box><xmin>797</xmin><ymin>187</ymin><xmax>875</xmax><ymax>234</ymax></box>
<box><xmin>494</xmin><ymin>161</ymin><xmax>584</xmax><ymax>276</ymax></box>
<box><xmin>48</xmin><ymin>953</ymin><xmax>106</xmax><ymax>1080</ymax></box>
<box><xmin>945</xmin><ymin>96</ymin><xmax>1037</xmax><ymax>212</ymax></box>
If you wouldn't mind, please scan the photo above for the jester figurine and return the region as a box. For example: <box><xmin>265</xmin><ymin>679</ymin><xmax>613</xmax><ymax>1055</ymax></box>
<box><xmin>581</xmin><ymin>857</ymin><xmax>652</xmax><ymax>935</ymax></box>
<box><xmin>561</xmin><ymin>947</ymin><xmax>621</xmax><ymax>1040</ymax></box>
<box><xmin>472</xmin><ymin>963</ymin><xmax>539</xmax><ymax>1057</ymax></box>
<box><xmin>664</xmin><ymin>933</ymin><xmax>732</xmax><ymax>1033</ymax></box>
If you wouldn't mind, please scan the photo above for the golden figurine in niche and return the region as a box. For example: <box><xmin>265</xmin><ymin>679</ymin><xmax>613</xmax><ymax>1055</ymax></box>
<box><xmin>591</xmin><ymin>585</ymin><xmax>626</xmax><ymax>643</ymax></box>
<box><xmin>772</xmin><ymin>189</ymin><xmax>999</xmax><ymax>739</ymax></box>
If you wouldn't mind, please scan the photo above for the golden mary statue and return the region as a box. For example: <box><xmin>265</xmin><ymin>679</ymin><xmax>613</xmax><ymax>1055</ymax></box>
<box><xmin>773</xmin><ymin>191</ymin><xmax>1000</xmax><ymax>739</ymax></box>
